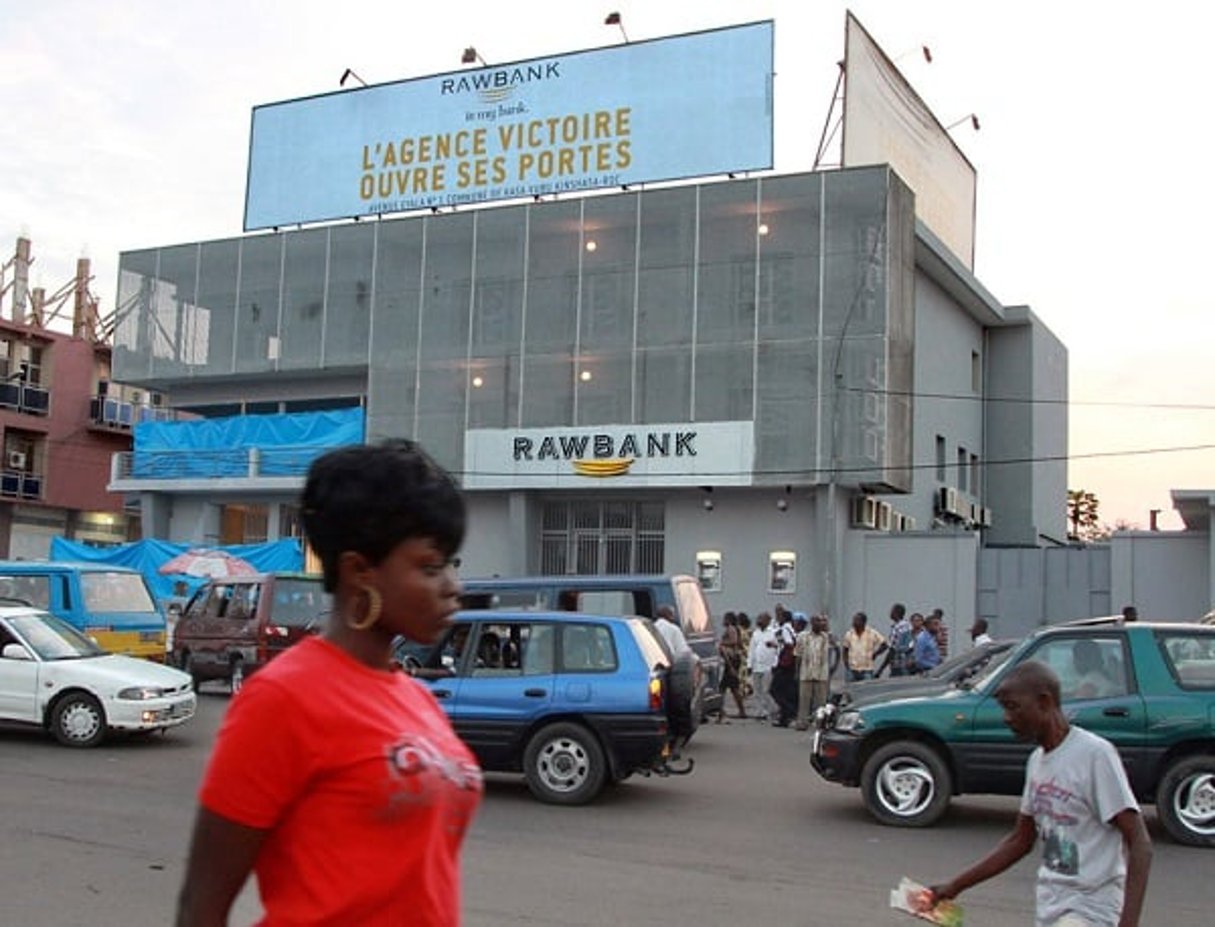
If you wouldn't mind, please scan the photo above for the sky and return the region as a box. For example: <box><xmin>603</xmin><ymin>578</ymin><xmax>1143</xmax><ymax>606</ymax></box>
<box><xmin>2</xmin><ymin>0</ymin><xmax>1212</xmax><ymax>530</ymax></box>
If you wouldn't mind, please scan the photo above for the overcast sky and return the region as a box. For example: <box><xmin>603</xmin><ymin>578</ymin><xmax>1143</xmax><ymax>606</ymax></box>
<box><xmin>3</xmin><ymin>0</ymin><xmax>1212</xmax><ymax>530</ymax></box>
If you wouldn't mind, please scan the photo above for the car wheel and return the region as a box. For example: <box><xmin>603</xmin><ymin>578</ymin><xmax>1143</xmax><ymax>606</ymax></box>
<box><xmin>523</xmin><ymin>722</ymin><xmax>607</xmax><ymax>805</ymax></box>
<box><xmin>860</xmin><ymin>740</ymin><xmax>952</xmax><ymax>827</ymax></box>
<box><xmin>1156</xmin><ymin>755</ymin><xmax>1215</xmax><ymax>847</ymax></box>
<box><xmin>51</xmin><ymin>692</ymin><xmax>107</xmax><ymax>748</ymax></box>
<box><xmin>666</xmin><ymin>652</ymin><xmax>701</xmax><ymax>743</ymax></box>
<box><xmin>179</xmin><ymin>651</ymin><xmax>202</xmax><ymax>687</ymax></box>
<box><xmin>230</xmin><ymin>659</ymin><xmax>245</xmax><ymax>694</ymax></box>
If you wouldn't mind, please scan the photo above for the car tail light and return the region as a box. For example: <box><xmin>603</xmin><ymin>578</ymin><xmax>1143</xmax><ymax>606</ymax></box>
<box><xmin>649</xmin><ymin>675</ymin><xmax>664</xmax><ymax>711</ymax></box>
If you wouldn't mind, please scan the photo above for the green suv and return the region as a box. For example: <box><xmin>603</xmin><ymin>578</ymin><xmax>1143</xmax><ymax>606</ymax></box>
<box><xmin>811</xmin><ymin>619</ymin><xmax>1215</xmax><ymax>846</ymax></box>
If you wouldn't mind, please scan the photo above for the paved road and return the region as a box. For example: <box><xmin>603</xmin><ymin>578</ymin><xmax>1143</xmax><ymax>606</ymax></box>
<box><xmin>0</xmin><ymin>690</ymin><xmax>1207</xmax><ymax>925</ymax></box>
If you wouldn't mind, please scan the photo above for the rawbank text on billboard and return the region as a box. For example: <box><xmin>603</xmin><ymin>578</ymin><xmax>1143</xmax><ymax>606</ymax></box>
<box><xmin>244</xmin><ymin>22</ymin><xmax>773</xmax><ymax>230</ymax></box>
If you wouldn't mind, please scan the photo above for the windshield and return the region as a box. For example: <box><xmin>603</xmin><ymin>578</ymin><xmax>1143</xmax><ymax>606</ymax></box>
<box><xmin>9</xmin><ymin>613</ymin><xmax>106</xmax><ymax>660</ymax></box>
<box><xmin>968</xmin><ymin>647</ymin><xmax>1018</xmax><ymax>693</ymax></box>
<box><xmin>271</xmin><ymin>578</ymin><xmax>331</xmax><ymax>627</ymax></box>
<box><xmin>80</xmin><ymin>572</ymin><xmax>158</xmax><ymax>613</ymax></box>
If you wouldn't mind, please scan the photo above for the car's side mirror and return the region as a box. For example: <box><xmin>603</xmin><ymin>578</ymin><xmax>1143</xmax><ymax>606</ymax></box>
<box><xmin>2</xmin><ymin>642</ymin><xmax>32</xmax><ymax>660</ymax></box>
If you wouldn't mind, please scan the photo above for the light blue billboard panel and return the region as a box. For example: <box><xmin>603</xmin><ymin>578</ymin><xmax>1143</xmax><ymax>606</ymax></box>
<box><xmin>244</xmin><ymin>21</ymin><xmax>774</xmax><ymax>230</ymax></box>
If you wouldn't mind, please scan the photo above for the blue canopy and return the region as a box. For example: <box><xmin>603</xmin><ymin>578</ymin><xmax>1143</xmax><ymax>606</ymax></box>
<box><xmin>50</xmin><ymin>537</ymin><xmax>305</xmax><ymax>603</ymax></box>
<box><xmin>131</xmin><ymin>407</ymin><xmax>364</xmax><ymax>478</ymax></box>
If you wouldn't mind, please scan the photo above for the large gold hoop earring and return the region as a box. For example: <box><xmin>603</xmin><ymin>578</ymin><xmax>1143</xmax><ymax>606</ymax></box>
<box><xmin>346</xmin><ymin>584</ymin><xmax>382</xmax><ymax>631</ymax></box>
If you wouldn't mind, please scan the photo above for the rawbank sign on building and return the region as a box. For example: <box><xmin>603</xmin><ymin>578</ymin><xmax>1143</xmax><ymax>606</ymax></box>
<box><xmin>243</xmin><ymin>21</ymin><xmax>773</xmax><ymax>230</ymax></box>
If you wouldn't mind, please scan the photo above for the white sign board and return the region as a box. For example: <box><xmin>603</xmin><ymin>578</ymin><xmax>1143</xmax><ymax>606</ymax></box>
<box><xmin>842</xmin><ymin>13</ymin><xmax>977</xmax><ymax>268</ymax></box>
<box><xmin>463</xmin><ymin>421</ymin><xmax>755</xmax><ymax>490</ymax></box>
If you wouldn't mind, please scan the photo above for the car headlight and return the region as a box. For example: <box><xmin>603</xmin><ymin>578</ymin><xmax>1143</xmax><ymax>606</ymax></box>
<box><xmin>834</xmin><ymin>710</ymin><xmax>865</xmax><ymax>733</ymax></box>
<box><xmin>118</xmin><ymin>686</ymin><xmax>166</xmax><ymax>700</ymax></box>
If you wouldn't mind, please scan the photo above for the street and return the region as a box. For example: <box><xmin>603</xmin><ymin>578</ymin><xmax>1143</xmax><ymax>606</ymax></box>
<box><xmin>0</xmin><ymin>688</ymin><xmax>1206</xmax><ymax>925</ymax></box>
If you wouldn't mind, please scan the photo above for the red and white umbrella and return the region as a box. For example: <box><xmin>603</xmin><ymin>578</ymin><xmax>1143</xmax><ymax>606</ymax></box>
<box><xmin>158</xmin><ymin>548</ymin><xmax>259</xmax><ymax>579</ymax></box>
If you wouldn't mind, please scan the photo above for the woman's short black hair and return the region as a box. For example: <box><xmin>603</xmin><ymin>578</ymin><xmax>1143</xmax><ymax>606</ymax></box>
<box><xmin>301</xmin><ymin>440</ymin><xmax>466</xmax><ymax>592</ymax></box>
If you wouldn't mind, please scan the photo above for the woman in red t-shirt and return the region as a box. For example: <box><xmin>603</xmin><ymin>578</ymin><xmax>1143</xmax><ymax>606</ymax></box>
<box><xmin>176</xmin><ymin>440</ymin><xmax>482</xmax><ymax>926</ymax></box>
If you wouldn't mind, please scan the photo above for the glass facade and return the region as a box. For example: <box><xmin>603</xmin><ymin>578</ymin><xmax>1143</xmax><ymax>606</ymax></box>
<box><xmin>115</xmin><ymin>167</ymin><xmax>914</xmax><ymax>490</ymax></box>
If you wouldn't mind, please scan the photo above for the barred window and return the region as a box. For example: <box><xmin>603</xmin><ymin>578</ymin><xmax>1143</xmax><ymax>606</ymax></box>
<box><xmin>539</xmin><ymin>500</ymin><xmax>664</xmax><ymax>575</ymax></box>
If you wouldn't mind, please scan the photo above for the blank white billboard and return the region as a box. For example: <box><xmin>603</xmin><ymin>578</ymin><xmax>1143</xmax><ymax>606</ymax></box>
<box><xmin>245</xmin><ymin>22</ymin><xmax>774</xmax><ymax>230</ymax></box>
<box><xmin>842</xmin><ymin>13</ymin><xmax>977</xmax><ymax>268</ymax></box>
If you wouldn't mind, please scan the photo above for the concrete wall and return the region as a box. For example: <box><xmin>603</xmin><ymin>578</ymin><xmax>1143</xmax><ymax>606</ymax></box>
<box><xmin>1109</xmin><ymin>532</ymin><xmax>1210</xmax><ymax>620</ymax></box>
<box><xmin>844</xmin><ymin>530</ymin><xmax>979</xmax><ymax>650</ymax></box>
<box><xmin>898</xmin><ymin>271</ymin><xmax>986</xmax><ymax>528</ymax></box>
<box><xmin>985</xmin><ymin>308</ymin><xmax>1068</xmax><ymax>546</ymax></box>
<box><xmin>461</xmin><ymin>494</ymin><xmax>515</xmax><ymax>578</ymax></box>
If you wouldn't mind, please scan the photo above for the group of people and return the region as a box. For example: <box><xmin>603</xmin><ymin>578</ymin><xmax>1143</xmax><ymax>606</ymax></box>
<box><xmin>708</xmin><ymin>603</ymin><xmax>981</xmax><ymax>732</ymax></box>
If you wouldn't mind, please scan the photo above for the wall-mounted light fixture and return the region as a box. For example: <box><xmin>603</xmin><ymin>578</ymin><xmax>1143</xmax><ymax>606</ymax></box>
<box><xmin>461</xmin><ymin>47</ymin><xmax>488</xmax><ymax>67</ymax></box>
<box><xmin>701</xmin><ymin>486</ymin><xmax>714</xmax><ymax>512</ymax></box>
<box><xmin>604</xmin><ymin>12</ymin><xmax>629</xmax><ymax>43</ymax></box>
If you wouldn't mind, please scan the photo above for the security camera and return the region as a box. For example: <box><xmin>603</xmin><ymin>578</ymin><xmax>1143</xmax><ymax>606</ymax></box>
<box><xmin>702</xmin><ymin>497</ymin><xmax>714</xmax><ymax>512</ymax></box>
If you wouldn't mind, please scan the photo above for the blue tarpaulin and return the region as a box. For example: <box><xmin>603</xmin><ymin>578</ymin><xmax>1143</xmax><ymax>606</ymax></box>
<box><xmin>131</xmin><ymin>408</ymin><xmax>364</xmax><ymax>478</ymax></box>
<box><xmin>50</xmin><ymin>537</ymin><xmax>305</xmax><ymax>603</ymax></box>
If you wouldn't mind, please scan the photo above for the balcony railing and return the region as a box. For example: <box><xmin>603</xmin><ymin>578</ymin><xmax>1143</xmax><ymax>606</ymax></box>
<box><xmin>90</xmin><ymin>396</ymin><xmax>175</xmax><ymax>430</ymax></box>
<box><xmin>0</xmin><ymin>381</ymin><xmax>51</xmax><ymax>416</ymax></box>
<box><xmin>113</xmin><ymin>445</ymin><xmax>331</xmax><ymax>482</ymax></box>
<box><xmin>0</xmin><ymin>468</ymin><xmax>43</xmax><ymax>499</ymax></box>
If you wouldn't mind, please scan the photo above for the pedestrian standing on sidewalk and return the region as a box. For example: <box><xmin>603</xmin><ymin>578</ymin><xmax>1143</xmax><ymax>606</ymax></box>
<box><xmin>747</xmin><ymin>611</ymin><xmax>779</xmax><ymax>720</ymax></box>
<box><xmin>794</xmin><ymin>614</ymin><xmax>834</xmax><ymax>730</ymax></box>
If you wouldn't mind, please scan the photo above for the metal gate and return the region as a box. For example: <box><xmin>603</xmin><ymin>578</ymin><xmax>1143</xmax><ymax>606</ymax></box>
<box><xmin>540</xmin><ymin>500</ymin><xmax>664</xmax><ymax>575</ymax></box>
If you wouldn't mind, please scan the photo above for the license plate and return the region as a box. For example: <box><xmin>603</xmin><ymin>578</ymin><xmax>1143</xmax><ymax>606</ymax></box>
<box><xmin>139</xmin><ymin>631</ymin><xmax>162</xmax><ymax>642</ymax></box>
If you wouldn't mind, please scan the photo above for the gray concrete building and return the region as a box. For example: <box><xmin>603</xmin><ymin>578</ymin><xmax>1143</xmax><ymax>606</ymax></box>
<box><xmin>110</xmin><ymin>166</ymin><xmax>1071</xmax><ymax>642</ymax></box>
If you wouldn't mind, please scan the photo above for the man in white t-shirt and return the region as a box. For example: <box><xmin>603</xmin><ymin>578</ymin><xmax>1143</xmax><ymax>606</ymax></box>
<box><xmin>927</xmin><ymin>661</ymin><xmax>1152</xmax><ymax>927</ymax></box>
<box><xmin>746</xmin><ymin>612</ymin><xmax>779</xmax><ymax>720</ymax></box>
<box><xmin>653</xmin><ymin>605</ymin><xmax>691</xmax><ymax>659</ymax></box>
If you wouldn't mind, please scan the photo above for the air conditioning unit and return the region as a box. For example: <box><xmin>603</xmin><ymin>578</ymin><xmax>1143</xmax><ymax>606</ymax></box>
<box><xmin>980</xmin><ymin>506</ymin><xmax>993</xmax><ymax>528</ymax></box>
<box><xmin>6</xmin><ymin>450</ymin><xmax>27</xmax><ymax>470</ymax></box>
<box><xmin>850</xmin><ymin>495</ymin><xmax>877</xmax><ymax>529</ymax></box>
<box><xmin>937</xmin><ymin>486</ymin><xmax>961</xmax><ymax>518</ymax></box>
<box><xmin>876</xmin><ymin>501</ymin><xmax>893</xmax><ymax>532</ymax></box>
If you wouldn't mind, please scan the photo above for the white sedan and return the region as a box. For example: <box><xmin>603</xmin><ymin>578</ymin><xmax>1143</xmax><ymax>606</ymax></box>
<box><xmin>0</xmin><ymin>607</ymin><xmax>196</xmax><ymax>747</ymax></box>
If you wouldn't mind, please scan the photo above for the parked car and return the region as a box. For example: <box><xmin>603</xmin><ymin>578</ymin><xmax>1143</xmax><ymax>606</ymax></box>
<box><xmin>172</xmin><ymin>573</ymin><xmax>329</xmax><ymax>692</ymax></box>
<box><xmin>0</xmin><ymin>607</ymin><xmax>195</xmax><ymax>747</ymax></box>
<box><xmin>0</xmin><ymin>561</ymin><xmax>167</xmax><ymax>660</ymax></box>
<box><xmin>399</xmin><ymin>610</ymin><xmax>693</xmax><ymax>805</ymax></box>
<box><xmin>830</xmin><ymin>639</ymin><xmax>1016</xmax><ymax>708</ymax></box>
<box><xmin>811</xmin><ymin>617</ymin><xmax>1215</xmax><ymax>846</ymax></box>
<box><xmin>458</xmin><ymin>574</ymin><xmax>722</xmax><ymax>718</ymax></box>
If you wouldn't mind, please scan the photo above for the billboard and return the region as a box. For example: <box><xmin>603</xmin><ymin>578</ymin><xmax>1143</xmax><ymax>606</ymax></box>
<box><xmin>842</xmin><ymin>13</ymin><xmax>977</xmax><ymax>268</ymax></box>
<box><xmin>244</xmin><ymin>22</ymin><xmax>773</xmax><ymax>230</ymax></box>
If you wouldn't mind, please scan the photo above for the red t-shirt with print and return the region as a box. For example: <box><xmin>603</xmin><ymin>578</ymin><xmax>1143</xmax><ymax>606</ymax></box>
<box><xmin>199</xmin><ymin>636</ymin><xmax>482</xmax><ymax>926</ymax></box>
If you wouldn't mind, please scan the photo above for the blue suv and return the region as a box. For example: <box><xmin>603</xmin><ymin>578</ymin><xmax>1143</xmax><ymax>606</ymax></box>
<box><xmin>398</xmin><ymin>610</ymin><xmax>690</xmax><ymax>805</ymax></box>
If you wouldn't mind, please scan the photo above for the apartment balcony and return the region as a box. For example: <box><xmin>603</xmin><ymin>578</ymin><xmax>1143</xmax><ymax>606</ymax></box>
<box><xmin>0</xmin><ymin>468</ymin><xmax>43</xmax><ymax>500</ymax></box>
<box><xmin>0</xmin><ymin>381</ymin><xmax>50</xmax><ymax>416</ymax></box>
<box><xmin>89</xmin><ymin>395</ymin><xmax>175</xmax><ymax>431</ymax></box>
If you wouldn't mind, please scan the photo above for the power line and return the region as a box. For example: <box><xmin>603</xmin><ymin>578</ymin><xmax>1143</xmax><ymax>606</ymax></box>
<box><xmin>840</xmin><ymin>385</ymin><xmax>1215</xmax><ymax>411</ymax></box>
<box><xmin>446</xmin><ymin>440</ymin><xmax>1215</xmax><ymax>481</ymax></box>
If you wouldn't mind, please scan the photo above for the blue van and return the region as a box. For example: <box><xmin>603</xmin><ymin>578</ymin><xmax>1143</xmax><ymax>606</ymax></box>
<box><xmin>0</xmin><ymin>561</ymin><xmax>167</xmax><ymax>660</ymax></box>
<box><xmin>459</xmin><ymin>574</ymin><xmax>722</xmax><ymax>718</ymax></box>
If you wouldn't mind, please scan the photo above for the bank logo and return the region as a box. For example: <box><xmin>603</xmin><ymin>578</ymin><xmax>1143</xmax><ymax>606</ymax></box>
<box><xmin>440</xmin><ymin>61</ymin><xmax>562</xmax><ymax>104</ymax></box>
<box><xmin>572</xmin><ymin>458</ymin><xmax>635</xmax><ymax>478</ymax></box>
